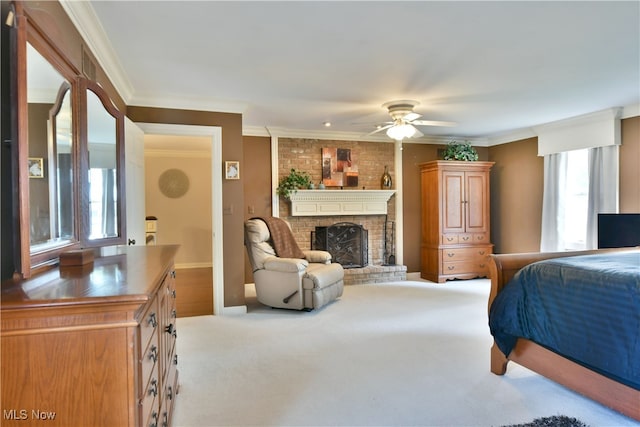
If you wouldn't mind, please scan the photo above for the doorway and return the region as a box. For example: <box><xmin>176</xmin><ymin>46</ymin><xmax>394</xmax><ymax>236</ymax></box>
<box><xmin>137</xmin><ymin>123</ymin><xmax>225</xmax><ymax>315</ymax></box>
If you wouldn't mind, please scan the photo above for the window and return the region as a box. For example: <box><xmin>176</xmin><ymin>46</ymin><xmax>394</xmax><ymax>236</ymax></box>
<box><xmin>562</xmin><ymin>149</ymin><xmax>589</xmax><ymax>250</ymax></box>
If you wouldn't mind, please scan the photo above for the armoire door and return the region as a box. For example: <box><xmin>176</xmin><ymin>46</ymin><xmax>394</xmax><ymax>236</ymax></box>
<box><xmin>465</xmin><ymin>171</ymin><xmax>489</xmax><ymax>234</ymax></box>
<box><xmin>442</xmin><ymin>170</ymin><xmax>465</xmax><ymax>234</ymax></box>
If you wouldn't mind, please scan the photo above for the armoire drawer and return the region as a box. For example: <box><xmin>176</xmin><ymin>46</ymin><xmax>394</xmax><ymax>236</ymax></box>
<box><xmin>442</xmin><ymin>260</ymin><xmax>490</xmax><ymax>275</ymax></box>
<box><xmin>441</xmin><ymin>247</ymin><xmax>491</xmax><ymax>262</ymax></box>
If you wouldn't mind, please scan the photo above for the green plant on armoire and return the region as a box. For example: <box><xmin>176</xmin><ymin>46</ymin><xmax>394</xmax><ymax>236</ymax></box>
<box><xmin>442</xmin><ymin>140</ymin><xmax>479</xmax><ymax>161</ymax></box>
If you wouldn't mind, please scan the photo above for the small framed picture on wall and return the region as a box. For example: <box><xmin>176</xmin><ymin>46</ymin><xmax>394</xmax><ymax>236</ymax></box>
<box><xmin>28</xmin><ymin>157</ymin><xmax>44</xmax><ymax>178</ymax></box>
<box><xmin>225</xmin><ymin>161</ymin><xmax>240</xmax><ymax>180</ymax></box>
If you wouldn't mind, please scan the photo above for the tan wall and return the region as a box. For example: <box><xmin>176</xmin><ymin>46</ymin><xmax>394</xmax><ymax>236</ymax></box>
<box><xmin>144</xmin><ymin>141</ymin><xmax>212</xmax><ymax>266</ymax></box>
<box><xmin>620</xmin><ymin>116</ymin><xmax>640</xmax><ymax>212</ymax></box>
<box><xmin>488</xmin><ymin>138</ymin><xmax>543</xmax><ymax>254</ymax></box>
<box><xmin>401</xmin><ymin>143</ymin><xmax>490</xmax><ymax>272</ymax></box>
<box><xmin>487</xmin><ymin>116</ymin><xmax>639</xmax><ymax>254</ymax></box>
<box><xmin>243</xmin><ymin>136</ymin><xmax>272</xmax><ymax>282</ymax></box>
<box><xmin>128</xmin><ymin>107</ymin><xmax>245</xmax><ymax>307</ymax></box>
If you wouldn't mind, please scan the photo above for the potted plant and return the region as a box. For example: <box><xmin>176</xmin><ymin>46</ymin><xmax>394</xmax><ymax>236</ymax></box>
<box><xmin>276</xmin><ymin>168</ymin><xmax>312</xmax><ymax>199</ymax></box>
<box><xmin>442</xmin><ymin>140</ymin><xmax>479</xmax><ymax>161</ymax></box>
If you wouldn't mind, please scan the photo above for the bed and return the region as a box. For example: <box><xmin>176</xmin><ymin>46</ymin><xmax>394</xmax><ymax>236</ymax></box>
<box><xmin>488</xmin><ymin>248</ymin><xmax>640</xmax><ymax>421</ymax></box>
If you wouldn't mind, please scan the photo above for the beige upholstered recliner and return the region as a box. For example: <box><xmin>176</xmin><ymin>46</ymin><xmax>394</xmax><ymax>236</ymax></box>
<box><xmin>244</xmin><ymin>217</ymin><xmax>344</xmax><ymax>311</ymax></box>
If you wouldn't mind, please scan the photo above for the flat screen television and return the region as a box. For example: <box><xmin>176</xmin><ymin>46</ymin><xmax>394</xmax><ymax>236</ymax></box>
<box><xmin>597</xmin><ymin>213</ymin><xmax>640</xmax><ymax>248</ymax></box>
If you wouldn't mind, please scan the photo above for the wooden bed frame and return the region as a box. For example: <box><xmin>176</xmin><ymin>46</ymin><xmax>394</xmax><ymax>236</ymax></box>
<box><xmin>488</xmin><ymin>248</ymin><xmax>640</xmax><ymax>421</ymax></box>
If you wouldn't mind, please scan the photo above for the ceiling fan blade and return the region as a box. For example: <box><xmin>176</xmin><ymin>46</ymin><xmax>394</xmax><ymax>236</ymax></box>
<box><xmin>403</xmin><ymin>112</ymin><xmax>421</xmax><ymax>122</ymax></box>
<box><xmin>365</xmin><ymin>123</ymin><xmax>393</xmax><ymax>136</ymax></box>
<box><xmin>411</xmin><ymin>120</ymin><xmax>457</xmax><ymax>127</ymax></box>
<box><xmin>412</xmin><ymin>126</ymin><xmax>424</xmax><ymax>138</ymax></box>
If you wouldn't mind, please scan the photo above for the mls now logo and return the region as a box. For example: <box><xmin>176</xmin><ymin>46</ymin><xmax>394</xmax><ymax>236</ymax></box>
<box><xmin>4</xmin><ymin>409</ymin><xmax>56</xmax><ymax>420</ymax></box>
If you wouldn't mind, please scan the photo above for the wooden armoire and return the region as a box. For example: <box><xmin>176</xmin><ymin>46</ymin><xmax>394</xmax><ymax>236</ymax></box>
<box><xmin>420</xmin><ymin>160</ymin><xmax>494</xmax><ymax>283</ymax></box>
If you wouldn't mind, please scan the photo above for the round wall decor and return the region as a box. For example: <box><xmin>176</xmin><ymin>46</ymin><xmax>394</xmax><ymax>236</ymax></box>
<box><xmin>158</xmin><ymin>168</ymin><xmax>190</xmax><ymax>198</ymax></box>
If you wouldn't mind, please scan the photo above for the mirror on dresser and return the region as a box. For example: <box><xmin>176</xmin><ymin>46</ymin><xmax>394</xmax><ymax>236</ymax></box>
<box><xmin>15</xmin><ymin>13</ymin><xmax>126</xmax><ymax>278</ymax></box>
<box><xmin>19</xmin><ymin>33</ymin><xmax>80</xmax><ymax>276</ymax></box>
<box><xmin>80</xmin><ymin>80</ymin><xmax>126</xmax><ymax>247</ymax></box>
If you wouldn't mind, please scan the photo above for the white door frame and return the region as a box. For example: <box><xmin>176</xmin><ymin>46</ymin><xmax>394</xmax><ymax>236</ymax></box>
<box><xmin>137</xmin><ymin>123</ymin><xmax>225</xmax><ymax>316</ymax></box>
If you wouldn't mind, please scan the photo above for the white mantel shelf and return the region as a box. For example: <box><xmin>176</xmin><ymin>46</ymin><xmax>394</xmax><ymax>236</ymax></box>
<box><xmin>288</xmin><ymin>190</ymin><xmax>395</xmax><ymax>216</ymax></box>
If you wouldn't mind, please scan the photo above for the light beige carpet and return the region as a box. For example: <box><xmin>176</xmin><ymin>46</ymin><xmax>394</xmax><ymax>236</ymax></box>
<box><xmin>173</xmin><ymin>279</ymin><xmax>637</xmax><ymax>427</ymax></box>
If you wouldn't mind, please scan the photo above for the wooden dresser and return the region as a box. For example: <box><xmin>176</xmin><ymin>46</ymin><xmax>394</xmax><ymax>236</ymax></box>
<box><xmin>1</xmin><ymin>245</ymin><xmax>179</xmax><ymax>427</ymax></box>
<box><xmin>420</xmin><ymin>161</ymin><xmax>494</xmax><ymax>283</ymax></box>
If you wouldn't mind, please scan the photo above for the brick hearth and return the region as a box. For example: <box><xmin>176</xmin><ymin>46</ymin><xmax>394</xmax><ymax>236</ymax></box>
<box><xmin>343</xmin><ymin>264</ymin><xmax>407</xmax><ymax>285</ymax></box>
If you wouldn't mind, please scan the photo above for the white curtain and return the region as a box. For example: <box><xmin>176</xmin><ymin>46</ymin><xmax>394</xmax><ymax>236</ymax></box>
<box><xmin>540</xmin><ymin>152</ymin><xmax>567</xmax><ymax>252</ymax></box>
<box><xmin>586</xmin><ymin>145</ymin><xmax>619</xmax><ymax>249</ymax></box>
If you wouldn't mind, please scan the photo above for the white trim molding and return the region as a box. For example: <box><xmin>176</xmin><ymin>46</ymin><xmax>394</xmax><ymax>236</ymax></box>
<box><xmin>288</xmin><ymin>190</ymin><xmax>395</xmax><ymax>216</ymax></box>
<box><xmin>535</xmin><ymin>107</ymin><xmax>622</xmax><ymax>156</ymax></box>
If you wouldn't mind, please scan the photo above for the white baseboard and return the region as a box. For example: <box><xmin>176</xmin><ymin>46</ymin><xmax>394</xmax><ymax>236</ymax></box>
<box><xmin>221</xmin><ymin>305</ymin><xmax>247</xmax><ymax>316</ymax></box>
<box><xmin>174</xmin><ymin>262</ymin><xmax>212</xmax><ymax>270</ymax></box>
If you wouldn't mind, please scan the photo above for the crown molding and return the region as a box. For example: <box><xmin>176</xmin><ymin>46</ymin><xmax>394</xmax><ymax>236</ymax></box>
<box><xmin>622</xmin><ymin>103</ymin><xmax>640</xmax><ymax>118</ymax></box>
<box><xmin>129</xmin><ymin>95</ymin><xmax>248</xmax><ymax>115</ymax></box>
<box><xmin>243</xmin><ymin>126</ymin><xmax>480</xmax><ymax>145</ymax></box>
<box><xmin>59</xmin><ymin>0</ymin><xmax>134</xmax><ymax>102</ymax></box>
<box><xmin>533</xmin><ymin>107</ymin><xmax>623</xmax><ymax>134</ymax></box>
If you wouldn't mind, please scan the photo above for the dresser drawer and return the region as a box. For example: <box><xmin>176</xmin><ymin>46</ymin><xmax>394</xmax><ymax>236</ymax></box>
<box><xmin>140</xmin><ymin>296</ymin><xmax>159</xmax><ymax>351</ymax></box>
<box><xmin>141</xmin><ymin>375</ymin><xmax>160</xmax><ymax>427</ymax></box>
<box><xmin>140</xmin><ymin>333</ymin><xmax>159</xmax><ymax>393</ymax></box>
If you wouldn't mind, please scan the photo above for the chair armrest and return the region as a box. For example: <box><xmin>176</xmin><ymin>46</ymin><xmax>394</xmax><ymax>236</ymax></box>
<box><xmin>263</xmin><ymin>257</ymin><xmax>309</xmax><ymax>273</ymax></box>
<box><xmin>303</xmin><ymin>250</ymin><xmax>332</xmax><ymax>264</ymax></box>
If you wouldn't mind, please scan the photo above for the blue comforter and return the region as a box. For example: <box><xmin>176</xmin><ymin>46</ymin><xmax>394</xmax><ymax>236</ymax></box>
<box><xmin>489</xmin><ymin>251</ymin><xmax>640</xmax><ymax>390</ymax></box>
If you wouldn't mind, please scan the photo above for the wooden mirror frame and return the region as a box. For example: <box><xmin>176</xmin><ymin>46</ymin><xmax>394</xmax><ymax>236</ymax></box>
<box><xmin>77</xmin><ymin>79</ymin><xmax>126</xmax><ymax>248</ymax></box>
<box><xmin>14</xmin><ymin>4</ymin><xmax>126</xmax><ymax>278</ymax></box>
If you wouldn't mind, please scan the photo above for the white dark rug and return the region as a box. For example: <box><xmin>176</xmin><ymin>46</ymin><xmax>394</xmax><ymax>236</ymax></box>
<box><xmin>503</xmin><ymin>415</ymin><xmax>589</xmax><ymax>427</ymax></box>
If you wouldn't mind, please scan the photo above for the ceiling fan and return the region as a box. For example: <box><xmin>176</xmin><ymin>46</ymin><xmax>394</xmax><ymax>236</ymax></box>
<box><xmin>368</xmin><ymin>100</ymin><xmax>456</xmax><ymax>141</ymax></box>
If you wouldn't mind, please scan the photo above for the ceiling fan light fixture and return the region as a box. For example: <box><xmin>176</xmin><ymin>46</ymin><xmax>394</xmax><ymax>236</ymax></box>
<box><xmin>387</xmin><ymin>123</ymin><xmax>416</xmax><ymax>141</ymax></box>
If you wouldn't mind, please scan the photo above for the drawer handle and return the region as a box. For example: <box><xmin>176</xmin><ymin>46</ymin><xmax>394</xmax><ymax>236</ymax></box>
<box><xmin>147</xmin><ymin>312</ymin><xmax>158</xmax><ymax>328</ymax></box>
<box><xmin>447</xmin><ymin>252</ymin><xmax>455</xmax><ymax>257</ymax></box>
<box><xmin>172</xmin><ymin>309</ymin><xmax>177</xmax><ymax>319</ymax></box>
<box><xmin>170</xmin><ymin>270</ymin><xmax>176</xmax><ymax>279</ymax></box>
<box><xmin>477</xmin><ymin>235</ymin><xmax>484</xmax><ymax>240</ymax></box>
<box><xmin>446</xmin><ymin>237</ymin><xmax>454</xmax><ymax>242</ymax></box>
<box><xmin>165</xmin><ymin>323</ymin><xmax>177</xmax><ymax>337</ymax></box>
<box><xmin>479</xmin><ymin>263</ymin><xmax>486</xmax><ymax>268</ymax></box>
<box><xmin>149</xmin><ymin>378</ymin><xmax>158</xmax><ymax>397</ymax></box>
<box><xmin>162</xmin><ymin>412</ymin><xmax>169</xmax><ymax>427</ymax></box>
<box><xmin>479</xmin><ymin>251</ymin><xmax>485</xmax><ymax>255</ymax></box>
<box><xmin>172</xmin><ymin>289</ymin><xmax>177</xmax><ymax>299</ymax></box>
<box><xmin>148</xmin><ymin>345</ymin><xmax>158</xmax><ymax>363</ymax></box>
<box><xmin>448</xmin><ymin>266</ymin><xmax>455</xmax><ymax>271</ymax></box>
<box><xmin>462</xmin><ymin>236</ymin><xmax>470</xmax><ymax>241</ymax></box>
<box><xmin>173</xmin><ymin>354</ymin><xmax>178</xmax><ymax>365</ymax></box>
<box><xmin>149</xmin><ymin>411</ymin><xmax>159</xmax><ymax>427</ymax></box>
<box><xmin>167</xmin><ymin>385</ymin><xmax>174</xmax><ymax>401</ymax></box>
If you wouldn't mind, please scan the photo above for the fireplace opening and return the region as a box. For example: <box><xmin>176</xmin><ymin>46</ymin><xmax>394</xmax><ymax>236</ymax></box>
<box><xmin>312</xmin><ymin>222</ymin><xmax>368</xmax><ymax>268</ymax></box>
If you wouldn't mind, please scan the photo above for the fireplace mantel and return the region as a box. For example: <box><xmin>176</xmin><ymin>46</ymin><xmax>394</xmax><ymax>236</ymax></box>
<box><xmin>288</xmin><ymin>190</ymin><xmax>395</xmax><ymax>216</ymax></box>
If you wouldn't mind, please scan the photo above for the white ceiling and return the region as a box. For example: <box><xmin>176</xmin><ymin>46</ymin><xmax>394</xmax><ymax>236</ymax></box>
<box><xmin>62</xmin><ymin>1</ymin><xmax>639</xmax><ymax>145</ymax></box>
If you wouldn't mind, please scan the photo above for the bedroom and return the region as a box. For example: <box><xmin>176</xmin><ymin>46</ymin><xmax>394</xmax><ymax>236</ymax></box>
<box><xmin>1</xmin><ymin>1</ymin><xmax>638</xmax><ymax>426</ymax></box>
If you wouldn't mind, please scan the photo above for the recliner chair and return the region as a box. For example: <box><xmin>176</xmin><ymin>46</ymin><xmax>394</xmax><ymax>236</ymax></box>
<box><xmin>244</xmin><ymin>217</ymin><xmax>344</xmax><ymax>311</ymax></box>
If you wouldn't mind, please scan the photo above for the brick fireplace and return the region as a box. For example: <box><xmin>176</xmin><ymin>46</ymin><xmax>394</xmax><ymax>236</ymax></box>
<box><xmin>280</xmin><ymin>190</ymin><xmax>406</xmax><ymax>284</ymax></box>
<box><xmin>276</xmin><ymin>138</ymin><xmax>406</xmax><ymax>284</ymax></box>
